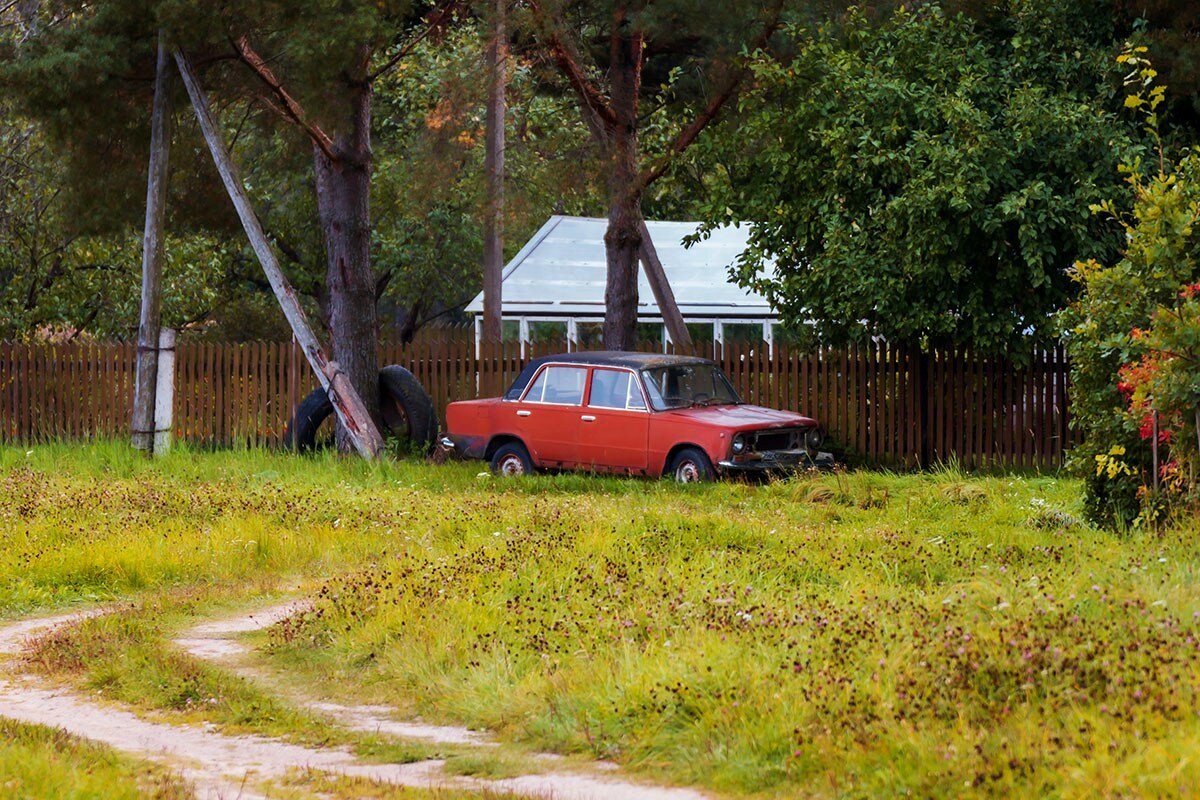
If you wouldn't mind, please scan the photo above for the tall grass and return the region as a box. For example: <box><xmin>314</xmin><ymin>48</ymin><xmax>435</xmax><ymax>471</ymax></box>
<box><xmin>3</xmin><ymin>444</ymin><xmax>1198</xmax><ymax>797</ymax></box>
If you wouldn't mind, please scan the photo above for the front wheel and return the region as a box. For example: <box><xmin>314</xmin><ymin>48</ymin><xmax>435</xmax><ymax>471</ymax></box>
<box><xmin>490</xmin><ymin>442</ymin><xmax>534</xmax><ymax>477</ymax></box>
<box><xmin>667</xmin><ymin>447</ymin><xmax>716</xmax><ymax>483</ymax></box>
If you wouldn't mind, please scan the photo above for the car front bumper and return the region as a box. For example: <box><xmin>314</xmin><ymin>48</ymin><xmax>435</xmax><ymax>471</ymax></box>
<box><xmin>718</xmin><ymin>450</ymin><xmax>836</xmax><ymax>473</ymax></box>
<box><xmin>437</xmin><ymin>433</ymin><xmax>488</xmax><ymax>460</ymax></box>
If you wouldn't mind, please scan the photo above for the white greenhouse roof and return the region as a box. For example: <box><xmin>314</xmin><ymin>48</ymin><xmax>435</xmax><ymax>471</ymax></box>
<box><xmin>465</xmin><ymin>215</ymin><xmax>775</xmax><ymax>319</ymax></box>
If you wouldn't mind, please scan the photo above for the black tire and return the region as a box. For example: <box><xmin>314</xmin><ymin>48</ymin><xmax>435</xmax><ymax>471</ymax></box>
<box><xmin>283</xmin><ymin>365</ymin><xmax>438</xmax><ymax>452</ymax></box>
<box><xmin>378</xmin><ymin>365</ymin><xmax>438</xmax><ymax>448</ymax></box>
<box><xmin>490</xmin><ymin>442</ymin><xmax>534</xmax><ymax>477</ymax></box>
<box><xmin>667</xmin><ymin>447</ymin><xmax>716</xmax><ymax>483</ymax></box>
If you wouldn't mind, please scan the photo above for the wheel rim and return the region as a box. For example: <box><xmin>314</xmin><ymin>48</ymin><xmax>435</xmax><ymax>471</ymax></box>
<box><xmin>675</xmin><ymin>460</ymin><xmax>701</xmax><ymax>483</ymax></box>
<box><xmin>498</xmin><ymin>454</ymin><xmax>526</xmax><ymax>476</ymax></box>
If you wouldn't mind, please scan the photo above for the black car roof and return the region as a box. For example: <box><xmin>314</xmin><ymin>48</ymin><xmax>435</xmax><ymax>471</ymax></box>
<box><xmin>504</xmin><ymin>351</ymin><xmax>715</xmax><ymax>400</ymax></box>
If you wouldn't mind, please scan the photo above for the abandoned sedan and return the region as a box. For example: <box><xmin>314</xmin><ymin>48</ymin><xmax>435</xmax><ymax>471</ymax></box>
<box><xmin>441</xmin><ymin>352</ymin><xmax>830</xmax><ymax>482</ymax></box>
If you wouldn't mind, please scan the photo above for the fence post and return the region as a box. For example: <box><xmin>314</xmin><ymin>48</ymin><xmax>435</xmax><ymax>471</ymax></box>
<box><xmin>917</xmin><ymin>346</ymin><xmax>931</xmax><ymax>468</ymax></box>
<box><xmin>152</xmin><ymin>328</ymin><xmax>176</xmax><ymax>455</ymax></box>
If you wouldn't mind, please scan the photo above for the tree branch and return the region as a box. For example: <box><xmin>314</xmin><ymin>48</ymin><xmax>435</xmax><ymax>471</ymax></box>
<box><xmin>67</xmin><ymin>299</ymin><xmax>101</xmax><ymax>342</ymax></box>
<box><xmin>528</xmin><ymin>0</ymin><xmax>617</xmax><ymax>142</ymax></box>
<box><xmin>633</xmin><ymin>0</ymin><xmax>784</xmax><ymax>191</ymax></box>
<box><xmin>417</xmin><ymin>294</ymin><xmax>475</xmax><ymax>326</ymax></box>
<box><xmin>368</xmin><ymin>0</ymin><xmax>461</xmax><ymax>82</ymax></box>
<box><xmin>231</xmin><ymin>35</ymin><xmax>339</xmax><ymax>162</ymax></box>
<box><xmin>375</xmin><ymin>264</ymin><xmax>396</xmax><ymax>299</ymax></box>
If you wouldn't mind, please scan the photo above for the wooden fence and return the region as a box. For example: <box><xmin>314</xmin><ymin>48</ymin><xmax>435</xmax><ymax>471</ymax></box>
<box><xmin>0</xmin><ymin>334</ymin><xmax>1073</xmax><ymax>468</ymax></box>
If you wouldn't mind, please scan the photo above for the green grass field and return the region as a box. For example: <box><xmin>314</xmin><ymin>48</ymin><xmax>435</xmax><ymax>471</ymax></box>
<box><xmin>1</xmin><ymin>443</ymin><xmax>1198</xmax><ymax>798</ymax></box>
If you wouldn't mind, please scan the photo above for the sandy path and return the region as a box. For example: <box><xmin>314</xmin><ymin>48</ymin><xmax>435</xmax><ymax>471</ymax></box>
<box><xmin>175</xmin><ymin>601</ymin><xmax>491</xmax><ymax>747</ymax></box>
<box><xmin>0</xmin><ymin>606</ymin><xmax>710</xmax><ymax>800</ymax></box>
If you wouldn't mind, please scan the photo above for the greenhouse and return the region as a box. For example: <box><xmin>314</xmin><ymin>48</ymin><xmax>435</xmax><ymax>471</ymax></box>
<box><xmin>465</xmin><ymin>215</ymin><xmax>778</xmax><ymax>354</ymax></box>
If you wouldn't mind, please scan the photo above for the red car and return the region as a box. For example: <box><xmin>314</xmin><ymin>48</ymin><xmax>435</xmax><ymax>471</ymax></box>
<box><xmin>441</xmin><ymin>352</ymin><xmax>830</xmax><ymax>482</ymax></box>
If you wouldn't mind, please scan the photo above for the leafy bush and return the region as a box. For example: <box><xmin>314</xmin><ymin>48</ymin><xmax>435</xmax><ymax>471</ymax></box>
<box><xmin>1062</xmin><ymin>47</ymin><xmax>1200</xmax><ymax>528</ymax></box>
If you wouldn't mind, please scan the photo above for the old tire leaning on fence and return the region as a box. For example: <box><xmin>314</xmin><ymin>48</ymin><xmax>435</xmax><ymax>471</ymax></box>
<box><xmin>283</xmin><ymin>365</ymin><xmax>437</xmax><ymax>452</ymax></box>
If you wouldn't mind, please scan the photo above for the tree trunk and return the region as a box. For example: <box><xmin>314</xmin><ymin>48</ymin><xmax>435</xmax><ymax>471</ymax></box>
<box><xmin>602</xmin><ymin>25</ymin><xmax>644</xmax><ymax>351</ymax></box>
<box><xmin>313</xmin><ymin>59</ymin><xmax>379</xmax><ymax>452</ymax></box>
<box><xmin>604</xmin><ymin>179</ymin><xmax>642</xmax><ymax>351</ymax></box>
<box><xmin>482</xmin><ymin>0</ymin><xmax>506</xmax><ymax>344</ymax></box>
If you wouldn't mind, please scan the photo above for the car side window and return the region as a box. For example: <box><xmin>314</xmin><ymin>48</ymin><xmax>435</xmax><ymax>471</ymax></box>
<box><xmin>523</xmin><ymin>365</ymin><xmax>587</xmax><ymax>405</ymax></box>
<box><xmin>588</xmin><ymin>369</ymin><xmax>647</xmax><ymax>410</ymax></box>
<box><xmin>589</xmin><ymin>369</ymin><xmax>630</xmax><ymax>409</ymax></box>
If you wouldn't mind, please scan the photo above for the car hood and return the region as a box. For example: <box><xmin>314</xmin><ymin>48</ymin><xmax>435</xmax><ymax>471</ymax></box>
<box><xmin>660</xmin><ymin>404</ymin><xmax>817</xmax><ymax>430</ymax></box>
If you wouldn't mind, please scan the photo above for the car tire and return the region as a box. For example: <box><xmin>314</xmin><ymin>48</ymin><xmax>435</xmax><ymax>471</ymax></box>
<box><xmin>378</xmin><ymin>365</ymin><xmax>438</xmax><ymax>448</ymax></box>
<box><xmin>490</xmin><ymin>442</ymin><xmax>534</xmax><ymax>477</ymax></box>
<box><xmin>668</xmin><ymin>447</ymin><xmax>716</xmax><ymax>483</ymax></box>
<box><xmin>284</xmin><ymin>365</ymin><xmax>437</xmax><ymax>451</ymax></box>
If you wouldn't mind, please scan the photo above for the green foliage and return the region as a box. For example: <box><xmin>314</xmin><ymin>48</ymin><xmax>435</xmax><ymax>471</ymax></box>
<box><xmin>695</xmin><ymin>3</ymin><xmax>1142</xmax><ymax>355</ymax></box>
<box><xmin>369</xmin><ymin>20</ymin><xmax>601</xmax><ymax>331</ymax></box>
<box><xmin>1061</xmin><ymin>46</ymin><xmax>1200</xmax><ymax>528</ymax></box>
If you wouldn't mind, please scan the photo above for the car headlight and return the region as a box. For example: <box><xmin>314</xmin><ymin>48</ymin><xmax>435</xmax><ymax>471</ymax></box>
<box><xmin>805</xmin><ymin>428</ymin><xmax>824</xmax><ymax>452</ymax></box>
<box><xmin>731</xmin><ymin>434</ymin><xmax>746</xmax><ymax>454</ymax></box>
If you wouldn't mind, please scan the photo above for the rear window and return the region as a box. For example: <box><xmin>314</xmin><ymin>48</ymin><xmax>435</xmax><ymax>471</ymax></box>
<box><xmin>523</xmin><ymin>366</ymin><xmax>587</xmax><ymax>405</ymax></box>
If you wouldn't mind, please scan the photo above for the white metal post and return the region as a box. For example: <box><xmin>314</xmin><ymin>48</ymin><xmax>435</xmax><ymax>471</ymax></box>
<box><xmin>152</xmin><ymin>328</ymin><xmax>176</xmax><ymax>455</ymax></box>
<box><xmin>763</xmin><ymin>320</ymin><xmax>775</xmax><ymax>358</ymax></box>
<box><xmin>474</xmin><ymin>316</ymin><xmax>482</xmax><ymax>360</ymax></box>
<box><xmin>713</xmin><ymin>320</ymin><xmax>725</xmax><ymax>358</ymax></box>
<box><xmin>519</xmin><ymin>317</ymin><xmax>530</xmax><ymax>358</ymax></box>
<box><xmin>567</xmin><ymin>318</ymin><xmax>578</xmax><ymax>352</ymax></box>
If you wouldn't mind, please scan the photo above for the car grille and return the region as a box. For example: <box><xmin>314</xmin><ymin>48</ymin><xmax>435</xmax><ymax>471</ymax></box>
<box><xmin>752</xmin><ymin>428</ymin><xmax>802</xmax><ymax>452</ymax></box>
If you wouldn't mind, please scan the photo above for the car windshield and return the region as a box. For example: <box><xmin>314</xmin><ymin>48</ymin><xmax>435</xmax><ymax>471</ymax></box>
<box><xmin>640</xmin><ymin>363</ymin><xmax>741</xmax><ymax>411</ymax></box>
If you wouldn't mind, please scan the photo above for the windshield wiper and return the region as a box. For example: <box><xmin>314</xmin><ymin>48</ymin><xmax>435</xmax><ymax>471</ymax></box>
<box><xmin>691</xmin><ymin>398</ymin><xmax>735</xmax><ymax>408</ymax></box>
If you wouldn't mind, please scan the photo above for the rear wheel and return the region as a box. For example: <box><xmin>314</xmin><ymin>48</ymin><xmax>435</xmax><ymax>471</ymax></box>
<box><xmin>490</xmin><ymin>442</ymin><xmax>533</xmax><ymax>477</ymax></box>
<box><xmin>668</xmin><ymin>447</ymin><xmax>716</xmax><ymax>483</ymax></box>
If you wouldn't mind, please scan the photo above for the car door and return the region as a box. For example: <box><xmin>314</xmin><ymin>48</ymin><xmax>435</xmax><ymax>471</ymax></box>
<box><xmin>577</xmin><ymin>367</ymin><xmax>650</xmax><ymax>472</ymax></box>
<box><xmin>513</xmin><ymin>364</ymin><xmax>588</xmax><ymax>467</ymax></box>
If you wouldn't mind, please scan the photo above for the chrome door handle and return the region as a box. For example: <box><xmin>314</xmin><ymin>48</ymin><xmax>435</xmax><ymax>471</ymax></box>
<box><xmin>581</xmin><ymin>415</ymin><xmax>596</xmax><ymax>422</ymax></box>
<box><xmin>517</xmin><ymin>410</ymin><xmax>531</xmax><ymax>417</ymax></box>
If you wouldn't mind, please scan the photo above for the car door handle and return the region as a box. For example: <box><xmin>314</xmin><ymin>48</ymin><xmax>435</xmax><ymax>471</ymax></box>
<box><xmin>581</xmin><ymin>415</ymin><xmax>596</xmax><ymax>422</ymax></box>
<box><xmin>517</xmin><ymin>410</ymin><xmax>531</xmax><ymax>417</ymax></box>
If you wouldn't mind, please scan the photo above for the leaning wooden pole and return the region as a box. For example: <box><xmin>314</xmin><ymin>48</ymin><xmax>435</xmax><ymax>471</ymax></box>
<box><xmin>173</xmin><ymin>48</ymin><xmax>384</xmax><ymax>460</ymax></box>
<box><xmin>132</xmin><ymin>31</ymin><xmax>173</xmax><ymax>454</ymax></box>
<box><xmin>638</xmin><ymin>220</ymin><xmax>693</xmax><ymax>350</ymax></box>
